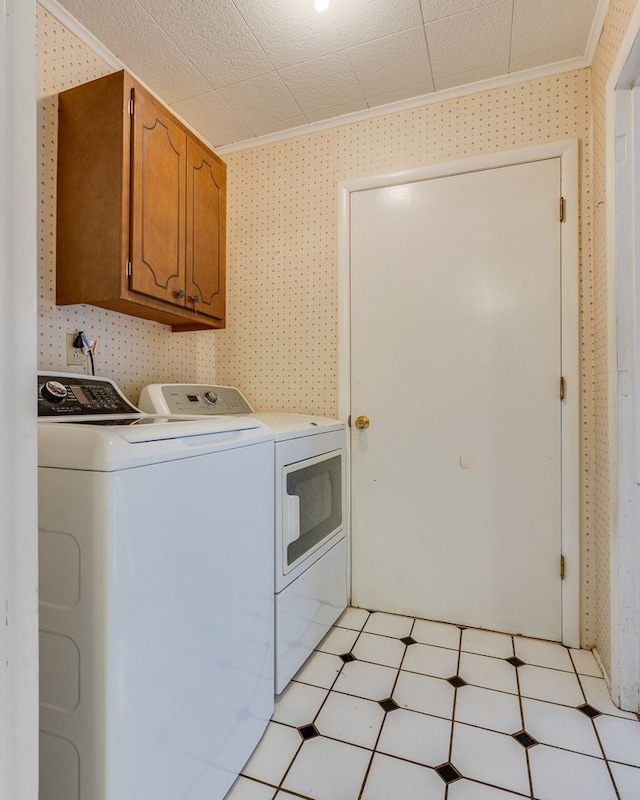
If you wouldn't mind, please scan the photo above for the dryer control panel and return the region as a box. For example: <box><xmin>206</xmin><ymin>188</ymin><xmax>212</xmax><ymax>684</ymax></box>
<box><xmin>139</xmin><ymin>384</ymin><xmax>253</xmax><ymax>416</ymax></box>
<box><xmin>38</xmin><ymin>373</ymin><xmax>139</xmax><ymax>416</ymax></box>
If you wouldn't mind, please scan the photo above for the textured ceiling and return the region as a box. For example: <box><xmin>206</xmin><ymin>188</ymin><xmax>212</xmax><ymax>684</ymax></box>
<box><xmin>52</xmin><ymin>0</ymin><xmax>603</xmax><ymax>149</ymax></box>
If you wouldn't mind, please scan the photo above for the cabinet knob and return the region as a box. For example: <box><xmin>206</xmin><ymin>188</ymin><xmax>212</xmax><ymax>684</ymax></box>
<box><xmin>175</xmin><ymin>289</ymin><xmax>185</xmax><ymax>299</ymax></box>
<box><xmin>191</xmin><ymin>295</ymin><xmax>200</xmax><ymax>304</ymax></box>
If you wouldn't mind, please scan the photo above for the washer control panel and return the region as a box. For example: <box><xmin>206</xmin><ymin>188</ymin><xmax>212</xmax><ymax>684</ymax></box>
<box><xmin>38</xmin><ymin>373</ymin><xmax>139</xmax><ymax>416</ymax></box>
<box><xmin>139</xmin><ymin>384</ymin><xmax>253</xmax><ymax>416</ymax></box>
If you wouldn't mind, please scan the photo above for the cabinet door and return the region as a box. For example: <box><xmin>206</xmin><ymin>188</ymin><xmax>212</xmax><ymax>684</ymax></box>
<box><xmin>130</xmin><ymin>89</ymin><xmax>187</xmax><ymax>306</ymax></box>
<box><xmin>185</xmin><ymin>136</ymin><xmax>226</xmax><ymax>321</ymax></box>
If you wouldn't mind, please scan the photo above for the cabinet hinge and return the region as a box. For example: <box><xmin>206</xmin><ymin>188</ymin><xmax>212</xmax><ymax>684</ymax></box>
<box><xmin>560</xmin><ymin>376</ymin><xmax>566</xmax><ymax>401</ymax></box>
<box><xmin>128</xmin><ymin>96</ymin><xmax>134</xmax><ymax>116</ymax></box>
<box><xmin>560</xmin><ymin>555</ymin><xmax>566</xmax><ymax>580</ymax></box>
<box><xmin>559</xmin><ymin>196</ymin><xmax>566</xmax><ymax>222</ymax></box>
<box><xmin>126</xmin><ymin>260</ymin><xmax>132</xmax><ymax>278</ymax></box>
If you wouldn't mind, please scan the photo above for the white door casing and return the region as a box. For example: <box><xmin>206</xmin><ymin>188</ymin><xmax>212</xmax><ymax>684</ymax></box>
<box><xmin>338</xmin><ymin>141</ymin><xmax>579</xmax><ymax>647</ymax></box>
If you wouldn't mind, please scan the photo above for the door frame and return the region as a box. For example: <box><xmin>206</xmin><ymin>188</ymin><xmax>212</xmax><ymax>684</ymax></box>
<box><xmin>338</xmin><ymin>140</ymin><xmax>580</xmax><ymax>647</ymax></box>
<box><xmin>608</xmin><ymin>2</ymin><xmax>640</xmax><ymax>713</ymax></box>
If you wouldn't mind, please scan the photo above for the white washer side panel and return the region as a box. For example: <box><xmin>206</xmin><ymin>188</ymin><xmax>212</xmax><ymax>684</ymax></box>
<box><xmin>38</xmin><ymin>441</ymin><xmax>274</xmax><ymax>800</ymax></box>
<box><xmin>275</xmin><ymin>538</ymin><xmax>347</xmax><ymax>694</ymax></box>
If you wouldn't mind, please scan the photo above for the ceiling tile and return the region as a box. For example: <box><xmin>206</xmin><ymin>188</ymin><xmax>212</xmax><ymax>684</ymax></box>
<box><xmin>332</xmin><ymin>0</ymin><xmax>423</xmax><ymax>48</ymax></box>
<box><xmin>55</xmin><ymin>0</ymin><xmax>212</xmax><ymax>103</ymax></box>
<box><xmin>425</xmin><ymin>0</ymin><xmax>511</xmax><ymax>79</ymax></box>
<box><xmin>305</xmin><ymin>99</ymin><xmax>368</xmax><ymax>122</ymax></box>
<box><xmin>510</xmin><ymin>44</ymin><xmax>585</xmax><ymax>74</ymax></box>
<box><xmin>366</xmin><ymin>81</ymin><xmax>436</xmax><ymax>108</ymax></box>
<box><xmin>250</xmin><ymin>115</ymin><xmax>310</xmax><ymax>137</ymax></box>
<box><xmin>170</xmin><ymin>90</ymin><xmax>253</xmax><ymax>148</ymax></box>
<box><xmin>511</xmin><ymin>0</ymin><xmax>599</xmax><ymax>60</ymax></box>
<box><xmin>434</xmin><ymin>61</ymin><xmax>507</xmax><ymax>91</ymax></box>
<box><xmin>138</xmin><ymin>0</ymin><xmax>273</xmax><ymax>86</ymax></box>
<box><xmin>217</xmin><ymin>72</ymin><xmax>304</xmax><ymax>127</ymax></box>
<box><xmin>347</xmin><ymin>27</ymin><xmax>433</xmax><ymax>97</ymax></box>
<box><xmin>420</xmin><ymin>0</ymin><xmax>499</xmax><ymax>24</ymax></box>
<box><xmin>231</xmin><ymin>0</ymin><xmax>345</xmax><ymax>70</ymax></box>
<box><xmin>278</xmin><ymin>51</ymin><xmax>365</xmax><ymax>113</ymax></box>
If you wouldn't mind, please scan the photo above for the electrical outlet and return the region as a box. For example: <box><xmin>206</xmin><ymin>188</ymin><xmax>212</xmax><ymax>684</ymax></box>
<box><xmin>66</xmin><ymin>333</ymin><xmax>85</xmax><ymax>366</ymax></box>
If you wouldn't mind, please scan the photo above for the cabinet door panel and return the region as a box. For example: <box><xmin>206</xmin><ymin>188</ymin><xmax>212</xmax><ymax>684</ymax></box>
<box><xmin>186</xmin><ymin>137</ymin><xmax>226</xmax><ymax>321</ymax></box>
<box><xmin>130</xmin><ymin>90</ymin><xmax>186</xmax><ymax>305</ymax></box>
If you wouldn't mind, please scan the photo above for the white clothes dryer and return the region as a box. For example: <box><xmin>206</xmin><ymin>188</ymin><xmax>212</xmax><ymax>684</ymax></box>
<box><xmin>38</xmin><ymin>373</ymin><xmax>275</xmax><ymax>800</ymax></box>
<box><xmin>139</xmin><ymin>384</ymin><xmax>348</xmax><ymax>694</ymax></box>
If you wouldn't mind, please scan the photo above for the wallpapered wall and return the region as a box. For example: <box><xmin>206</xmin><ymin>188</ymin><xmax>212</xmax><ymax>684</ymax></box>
<box><xmin>38</xmin><ymin>0</ymin><xmax>640</xmax><ymax>676</ymax></box>
<box><xmin>217</xmin><ymin>71</ymin><xmax>597</xmax><ymax>647</ymax></box>
<box><xmin>36</xmin><ymin>6</ymin><xmax>216</xmax><ymax>403</ymax></box>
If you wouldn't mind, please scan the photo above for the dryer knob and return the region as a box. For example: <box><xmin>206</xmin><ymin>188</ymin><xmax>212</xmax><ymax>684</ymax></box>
<box><xmin>41</xmin><ymin>380</ymin><xmax>67</xmax><ymax>404</ymax></box>
<box><xmin>203</xmin><ymin>391</ymin><xmax>219</xmax><ymax>405</ymax></box>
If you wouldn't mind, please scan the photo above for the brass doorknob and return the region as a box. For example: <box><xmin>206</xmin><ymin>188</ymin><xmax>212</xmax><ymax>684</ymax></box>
<box><xmin>354</xmin><ymin>415</ymin><xmax>370</xmax><ymax>429</ymax></box>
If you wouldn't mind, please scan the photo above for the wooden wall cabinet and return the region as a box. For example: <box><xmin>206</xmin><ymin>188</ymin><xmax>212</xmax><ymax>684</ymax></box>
<box><xmin>56</xmin><ymin>71</ymin><xmax>226</xmax><ymax>331</ymax></box>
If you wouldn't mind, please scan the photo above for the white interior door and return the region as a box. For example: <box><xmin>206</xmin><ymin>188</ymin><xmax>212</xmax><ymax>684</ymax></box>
<box><xmin>350</xmin><ymin>158</ymin><xmax>565</xmax><ymax>641</ymax></box>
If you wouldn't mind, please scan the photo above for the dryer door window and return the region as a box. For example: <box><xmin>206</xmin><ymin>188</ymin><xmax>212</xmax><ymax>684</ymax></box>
<box><xmin>283</xmin><ymin>451</ymin><xmax>343</xmax><ymax>572</ymax></box>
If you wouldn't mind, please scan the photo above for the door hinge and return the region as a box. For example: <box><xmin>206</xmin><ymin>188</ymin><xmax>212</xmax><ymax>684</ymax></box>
<box><xmin>126</xmin><ymin>260</ymin><xmax>132</xmax><ymax>278</ymax></box>
<box><xmin>559</xmin><ymin>196</ymin><xmax>566</xmax><ymax>222</ymax></box>
<box><xmin>560</xmin><ymin>376</ymin><xmax>566</xmax><ymax>400</ymax></box>
<box><xmin>347</xmin><ymin>415</ymin><xmax>352</xmax><ymax>428</ymax></box>
<box><xmin>560</xmin><ymin>555</ymin><xmax>566</xmax><ymax>580</ymax></box>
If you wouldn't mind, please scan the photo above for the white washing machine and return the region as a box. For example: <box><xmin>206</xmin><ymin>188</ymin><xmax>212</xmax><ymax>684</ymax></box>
<box><xmin>139</xmin><ymin>384</ymin><xmax>348</xmax><ymax>694</ymax></box>
<box><xmin>37</xmin><ymin>373</ymin><xmax>275</xmax><ymax>800</ymax></box>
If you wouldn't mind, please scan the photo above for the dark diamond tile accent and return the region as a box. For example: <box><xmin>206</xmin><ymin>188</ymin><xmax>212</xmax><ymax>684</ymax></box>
<box><xmin>512</xmin><ymin>730</ymin><xmax>539</xmax><ymax>749</ymax></box>
<box><xmin>447</xmin><ymin>675</ymin><xmax>467</xmax><ymax>688</ymax></box>
<box><xmin>297</xmin><ymin>724</ymin><xmax>320</xmax><ymax>740</ymax></box>
<box><xmin>506</xmin><ymin>656</ymin><xmax>526</xmax><ymax>668</ymax></box>
<box><xmin>378</xmin><ymin>697</ymin><xmax>399</xmax><ymax>713</ymax></box>
<box><xmin>458</xmin><ymin>626</ymin><xmax>468</xmax><ymax>631</ymax></box>
<box><xmin>400</xmin><ymin>636</ymin><xmax>417</xmax><ymax>646</ymax></box>
<box><xmin>435</xmin><ymin>762</ymin><xmax>462</xmax><ymax>784</ymax></box>
<box><xmin>340</xmin><ymin>652</ymin><xmax>356</xmax><ymax>663</ymax></box>
<box><xmin>577</xmin><ymin>703</ymin><xmax>602</xmax><ymax>719</ymax></box>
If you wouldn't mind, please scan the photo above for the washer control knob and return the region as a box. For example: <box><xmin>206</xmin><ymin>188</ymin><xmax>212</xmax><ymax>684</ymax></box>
<box><xmin>203</xmin><ymin>391</ymin><xmax>219</xmax><ymax>405</ymax></box>
<box><xmin>41</xmin><ymin>380</ymin><xmax>67</xmax><ymax>404</ymax></box>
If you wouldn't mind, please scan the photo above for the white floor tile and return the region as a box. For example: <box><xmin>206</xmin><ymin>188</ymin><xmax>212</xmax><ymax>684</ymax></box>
<box><xmin>241</xmin><ymin>723</ymin><xmax>302</xmax><ymax>785</ymax></box>
<box><xmin>528</xmin><ymin>744</ymin><xmax>618</xmax><ymax>800</ymax></box>
<box><xmin>333</xmin><ymin>659</ymin><xmax>398</xmax><ymax>701</ymax></box>
<box><xmin>393</xmin><ymin>670</ymin><xmax>456</xmax><ymax>719</ymax></box>
<box><xmin>316</xmin><ymin>625</ymin><xmax>359</xmax><ymax>656</ymax></box>
<box><xmin>451</xmin><ymin>723</ymin><xmax>530</xmax><ymax>796</ymax></box>
<box><xmin>402</xmin><ymin>642</ymin><xmax>459</xmax><ymax>679</ymax></box>
<box><xmin>376</xmin><ymin>707</ymin><xmax>451</xmax><ymax>767</ymax></box>
<box><xmin>292</xmin><ymin>651</ymin><xmax>343</xmax><ymax>690</ymax></box>
<box><xmin>521</xmin><ymin>697</ymin><xmax>602</xmax><ymax>757</ymax></box>
<box><xmin>455</xmin><ymin>684</ymin><xmax>522</xmax><ymax>735</ymax></box>
<box><xmin>363</xmin><ymin>611</ymin><xmax>414</xmax><ymax>638</ymax></box>
<box><xmin>609</xmin><ymin>761</ymin><xmax>640</xmax><ymax>800</ymax></box>
<box><xmin>360</xmin><ymin>753</ymin><xmax>446</xmax><ymax>800</ymax></box>
<box><xmin>448</xmin><ymin>779</ymin><xmax>529</xmax><ymax>799</ymax></box>
<box><xmin>315</xmin><ymin>691</ymin><xmax>385</xmax><ymax>749</ymax></box>
<box><xmin>568</xmin><ymin>648</ymin><xmax>602</xmax><ymax>678</ymax></box>
<box><xmin>518</xmin><ymin>665</ymin><xmax>584</xmax><ymax>706</ymax></box>
<box><xmin>458</xmin><ymin>652</ymin><xmax>519</xmax><ymax>694</ymax></box>
<box><xmin>514</xmin><ymin>637</ymin><xmax>574</xmax><ymax>672</ymax></box>
<box><xmin>281</xmin><ymin>736</ymin><xmax>371</xmax><ymax>800</ymax></box>
<box><xmin>272</xmin><ymin>682</ymin><xmax>328</xmax><ymax>727</ymax></box>
<box><xmin>461</xmin><ymin>628</ymin><xmax>514</xmax><ymax>659</ymax></box>
<box><xmin>352</xmin><ymin>632</ymin><xmax>406</xmax><ymax>668</ymax></box>
<box><xmin>579</xmin><ymin>675</ymin><xmax>638</xmax><ymax>719</ymax></box>
<box><xmin>335</xmin><ymin>606</ymin><xmax>370</xmax><ymax>631</ymax></box>
<box><xmin>224</xmin><ymin>776</ymin><xmax>277</xmax><ymax>800</ymax></box>
<box><xmin>595</xmin><ymin>714</ymin><xmax>640</xmax><ymax>767</ymax></box>
<box><xmin>412</xmin><ymin>618</ymin><xmax>462</xmax><ymax>650</ymax></box>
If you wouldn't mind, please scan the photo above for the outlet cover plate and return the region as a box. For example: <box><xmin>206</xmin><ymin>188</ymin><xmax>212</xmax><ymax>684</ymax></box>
<box><xmin>66</xmin><ymin>333</ymin><xmax>85</xmax><ymax>366</ymax></box>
